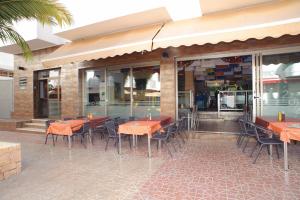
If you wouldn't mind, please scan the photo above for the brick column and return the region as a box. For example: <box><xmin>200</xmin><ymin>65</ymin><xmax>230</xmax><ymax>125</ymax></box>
<box><xmin>60</xmin><ymin>63</ymin><xmax>80</xmax><ymax>117</ymax></box>
<box><xmin>160</xmin><ymin>57</ymin><xmax>176</xmax><ymax>119</ymax></box>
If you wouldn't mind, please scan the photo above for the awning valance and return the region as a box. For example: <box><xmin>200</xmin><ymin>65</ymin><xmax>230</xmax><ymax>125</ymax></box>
<box><xmin>42</xmin><ymin>24</ymin><xmax>162</xmax><ymax>67</ymax></box>
<box><xmin>152</xmin><ymin>0</ymin><xmax>300</xmax><ymax>49</ymax></box>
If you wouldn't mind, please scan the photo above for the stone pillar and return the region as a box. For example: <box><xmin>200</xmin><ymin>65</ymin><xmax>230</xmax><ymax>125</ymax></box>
<box><xmin>160</xmin><ymin>57</ymin><xmax>176</xmax><ymax>119</ymax></box>
<box><xmin>60</xmin><ymin>63</ymin><xmax>80</xmax><ymax>117</ymax></box>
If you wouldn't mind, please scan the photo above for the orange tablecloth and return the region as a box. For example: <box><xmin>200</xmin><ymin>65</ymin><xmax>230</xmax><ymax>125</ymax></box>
<box><xmin>118</xmin><ymin>121</ymin><xmax>162</xmax><ymax>136</ymax></box>
<box><xmin>47</xmin><ymin>120</ymin><xmax>84</xmax><ymax>136</ymax></box>
<box><xmin>89</xmin><ymin>116</ymin><xmax>109</xmax><ymax>129</ymax></box>
<box><xmin>268</xmin><ymin>122</ymin><xmax>300</xmax><ymax>143</ymax></box>
<box><xmin>256</xmin><ymin>117</ymin><xmax>300</xmax><ymax>143</ymax></box>
<box><xmin>138</xmin><ymin>116</ymin><xmax>172</xmax><ymax>126</ymax></box>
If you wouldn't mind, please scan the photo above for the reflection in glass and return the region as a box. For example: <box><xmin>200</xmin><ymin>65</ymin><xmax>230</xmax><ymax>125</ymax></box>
<box><xmin>262</xmin><ymin>52</ymin><xmax>300</xmax><ymax>118</ymax></box>
<box><xmin>84</xmin><ymin>69</ymin><xmax>106</xmax><ymax>116</ymax></box>
<box><xmin>132</xmin><ymin>66</ymin><xmax>160</xmax><ymax>118</ymax></box>
<box><xmin>107</xmin><ymin>68</ymin><xmax>131</xmax><ymax>118</ymax></box>
<box><xmin>48</xmin><ymin>79</ymin><xmax>61</xmax><ymax>117</ymax></box>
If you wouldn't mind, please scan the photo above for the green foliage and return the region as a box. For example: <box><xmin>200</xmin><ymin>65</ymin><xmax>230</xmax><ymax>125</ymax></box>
<box><xmin>0</xmin><ymin>0</ymin><xmax>73</xmax><ymax>59</ymax></box>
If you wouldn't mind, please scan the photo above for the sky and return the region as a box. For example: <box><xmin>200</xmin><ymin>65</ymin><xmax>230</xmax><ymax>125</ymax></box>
<box><xmin>54</xmin><ymin>0</ymin><xmax>201</xmax><ymax>32</ymax></box>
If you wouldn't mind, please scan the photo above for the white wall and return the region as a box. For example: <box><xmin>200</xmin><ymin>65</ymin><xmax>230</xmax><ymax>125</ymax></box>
<box><xmin>0</xmin><ymin>79</ymin><xmax>13</xmax><ymax>119</ymax></box>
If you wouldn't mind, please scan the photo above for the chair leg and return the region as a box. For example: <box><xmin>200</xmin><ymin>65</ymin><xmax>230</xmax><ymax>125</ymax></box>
<box><xmin>170</xmin><ymin>139</ymin><xmax>177</xmax><ymax>152</ymax></box>
<box><xmin>238</xmin><ymin>135</ymin><xmax>245</xmax><ymax>147</ymax></box>
<box><xmin>82</xmin><ymin>135</ymin><xmax>87</xmax><ymax>148</ymax></box>
<box><xmin>105</xmin><ymin>137</ymin><xmax>110</xmax><ymax>151</ymax></box>
<box><xmin>253</xmin><ymin>144</ymin><xmax>264</xmax><ymax>164</ymax></box>
<box><xmin>128</xmin><ymin>136</ymin><xmax>131</xmax><ymax>149</ymax></box>
<box><xmin>45</xmin><ymin>134</ymin><xmax>49</xmax><ymax>144</ymax></box>
<box><xmin>163</xmin><ymin>141</ymin><xmax>173</xmax><ymax>158</ymax></box>
<box><xmin>242</xmin><ymin>136</ymin><xmax>250</xmax><ymax>153</ymax></box>
<box><xmin>275</xmin><ymin>145</ymin><xmax>280</xmax><ymax>159</ymax></box>
<box><xmin>250</xmin><ymin>141</ymin><xmax>259</xmax><ymax>157</ymax></box>
<box><xmin>56</xmin><ymin>135</ymin><xmax>58</xmax><ymax>142</ymax></box>
<box><xmin>52</xmin><ymin>134</ymin><xmax>55</xmax><ymax>146</ymax></box>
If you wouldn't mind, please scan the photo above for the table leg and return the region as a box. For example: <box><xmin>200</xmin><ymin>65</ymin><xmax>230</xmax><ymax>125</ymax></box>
<box><xmin>148</xmin><ymin>134</ymin><xmax>151</xmax><ymax>157</ymax></box>
<box><xmin>89</xmin><ymin>128</ymin><xmax>92</xmax><ymax>144</ymax></box>
<box><xmin>284</xmin><ymin>141</ymin><xmax>288</xmax><ymax>171</ymax></box>
<box><xmin>132</xmin><ymin>135</ymin><xmax>135</xmax><ymax>147</ymax></box>
<box><xmin>68</xmin><ymin>135</ymin><xmax>71</xmax><ymax>149</ymax></box>
<box><xmin>118</xmin><ymin>133</ymin><xmax>121</xmax><ymax>154</ymax></box>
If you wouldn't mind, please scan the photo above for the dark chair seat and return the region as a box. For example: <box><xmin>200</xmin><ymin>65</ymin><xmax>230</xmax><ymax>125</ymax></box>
<box><xmin>259</xmin><ymin>138</ymin><xmax>283</xmax><ymax>144</ymax></box>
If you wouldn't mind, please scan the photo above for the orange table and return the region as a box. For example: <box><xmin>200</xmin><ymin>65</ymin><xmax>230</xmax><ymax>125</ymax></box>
<box><xmin>118</xmin><ymin>121</ymin><xmax>162</xmax><ymax>157</ymax></box>
<box><xmin>47</xmin><ymin>120</ymin><xmax>85</xmax><ymax>148</ymax></box>
<box><xmin>137</xmin><ymin>116</ymin><xmax>172</xmax><ymax>126</ymax></box>
<box><xmin>256</xmin><ymin>117</ymin><xmax>300</xmax><ymax>170</ymax></box>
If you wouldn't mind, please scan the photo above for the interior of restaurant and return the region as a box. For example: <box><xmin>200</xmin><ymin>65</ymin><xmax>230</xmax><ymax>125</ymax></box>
<box><xmin>177</xmin><ymin>55</ymin><xmax>253</xmax><ymax>117</ymax></box>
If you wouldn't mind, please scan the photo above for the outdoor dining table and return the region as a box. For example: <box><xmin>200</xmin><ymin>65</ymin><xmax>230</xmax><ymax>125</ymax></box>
<box><xmin>47</xmin><ymin>119</ymin><xmax>84</xmax><ymax>148</ymax></box>
<box><xmin>118</xmin><ymin>120</ymin><xmax>162</xmax><ymax>157</ymax></box>
<box><xmin>256</xmin><ymin>116</ymin><xmax>300</xmax><ymax>171</ymax></box>
<box><xmin>46</xmin><ymin>116</ymin><xmax>108</xmax><ymax>148</ymax></box>
<box><xmin>137</xmin><ymin>116</ymin><xmax>172</xmax><ymax>126</ymax></box>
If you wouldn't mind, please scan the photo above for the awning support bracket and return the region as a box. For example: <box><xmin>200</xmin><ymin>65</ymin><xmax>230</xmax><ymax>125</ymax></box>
<box><xmin>151</xmin><ymin>23</ymin><xmax>165</xmax><ymax>51</ymax></box>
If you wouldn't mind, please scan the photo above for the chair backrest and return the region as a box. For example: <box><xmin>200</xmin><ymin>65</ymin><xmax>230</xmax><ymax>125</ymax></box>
<box><xmin>45</xmin><ymin>120</ymin><xmax>56</xmax><ymax>130</ymax></box>
<box><xmin>105</xmin><ymin>120</ymin><xmax>117</xmax><ymax>137</ymax></box>
<box><xmin>76</xmin><ymin>116</ymin><xmax>87</xmax><ymax>119</ymax></box>
<box><xmin>128</xmin><ymin>116</ymin><xmax>135</xmax><ymax>121</ymax></box>
<box><xmin>161</xmin><ymin>123</ymin><xmax>176</xmax><ymax>139</ymax></box>
<box><xmin>252</xmin><ymin>123</ymin><xmax>272</xmax><ymax>143</ymax></box>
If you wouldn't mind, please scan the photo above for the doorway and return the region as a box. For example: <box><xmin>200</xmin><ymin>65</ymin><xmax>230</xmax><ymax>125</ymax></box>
<box><xmin>34</xmin><ymin>69</ymin><xmax>61</xmax><ymax>119</ymax></box>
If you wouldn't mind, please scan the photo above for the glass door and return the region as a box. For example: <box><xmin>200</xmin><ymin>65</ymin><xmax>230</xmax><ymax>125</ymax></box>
<box><xmin>106</xmin><ymin>68</ymin><xmax>131</xmax><ymax>118</ymax></box>
<box><xmin>132</xmin><ymin>66</ymin><xmax>160</xmax><ymax>118</ymax></box>
<box><xmin>261</xmin><ymin>51</ymin><xmax>300</xmax><ymax>118</ymax></box>
<box><xmin>47</xmin><ymin>78</ymin><xmax>61</xmax><ymax>119</ymax></box>
<box><xmin>38</xmin><ymin>79</ymin><xmax>48</xmax><ymax>118</ymax></box>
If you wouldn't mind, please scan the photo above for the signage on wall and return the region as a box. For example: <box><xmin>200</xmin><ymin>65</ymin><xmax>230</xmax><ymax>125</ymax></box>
<box><xmin>19</xmin><ymin>77</ymin><xmax>27</xmax><ymax>89</ymax></box>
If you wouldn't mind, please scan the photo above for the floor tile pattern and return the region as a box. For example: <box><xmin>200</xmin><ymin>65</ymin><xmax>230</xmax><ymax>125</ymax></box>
<box><xmin>0</xmin><ymin>131</ymin><xmax>299</xmax><ymax>200</ymax></box>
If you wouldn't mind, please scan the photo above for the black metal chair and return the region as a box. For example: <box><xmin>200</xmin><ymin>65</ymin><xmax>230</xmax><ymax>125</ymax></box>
<box><xmin>250</xmin><ymin>123</ymin><xmax>283</xmax><ymax>164</ymax></box>
<box><xmin>72</xmin><ymin>122</ymin><xmax>90</xmax><ymax>148</ymax></box>
<box><xmin>45</xmin><ymin>120</ymin><xmax>56</xmax><ymax>146</ymax></box>
<box><xmin>76</xmin><ymin>116</ymin><xmax>87</xmax><ymax>119</ymax></box>
<box><xmin>239</xmin><ymin>119</ymin><xmax>257</xmax><ymax>153</ymax></box>
<box><xmin>176</xmin><ymin>118</ymin><xmax>186</xmax><ymax>144</ymax></box>
<box><xmin>151</xmin><ymin>123</ymin><xmax>177</xmax><ymax>157</ymax></box>
<box><xmin>104</xmin><ymin>120</ymin><xmax>131</xmax><ymax>153</ymax></box>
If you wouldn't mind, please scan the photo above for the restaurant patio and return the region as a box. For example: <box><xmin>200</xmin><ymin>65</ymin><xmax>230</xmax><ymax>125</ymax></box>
<box><xmin>0</xmin><ymin>117</ymin><xmax>299</xmax><ymax>200</ymax></box>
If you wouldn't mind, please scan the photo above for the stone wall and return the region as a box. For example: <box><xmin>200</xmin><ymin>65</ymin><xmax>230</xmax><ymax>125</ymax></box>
<box><xmin>12</xmin><ymin>47</ymin><xmax>80</xmax><ymax>119</ymax></box>
<box><xmin>0</xmin><ymin>142</ymin><xmax>21</xmax><ymax>181</ymax></box>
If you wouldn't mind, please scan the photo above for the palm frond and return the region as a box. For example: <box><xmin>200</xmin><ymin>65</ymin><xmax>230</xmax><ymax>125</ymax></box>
<box><xmin>0</xmin><ymin>0</ymin><xmax>73</xmax><ymax>26</ymax></box>
<box><xmin>0</xmin><ymin>22</ymin><xmax>32</xmax><ymax>59</ymax></box>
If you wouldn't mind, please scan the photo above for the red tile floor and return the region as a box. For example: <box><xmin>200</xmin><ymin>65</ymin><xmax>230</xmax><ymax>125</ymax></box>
<box><xmin>0</xmin><ymin>130</ymin><xmax>299</xmax><ymax>200</ymax></box>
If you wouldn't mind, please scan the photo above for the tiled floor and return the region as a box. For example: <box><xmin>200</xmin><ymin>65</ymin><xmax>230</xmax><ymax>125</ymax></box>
<box><xmin>195</xmin><ymin>121</ymin><xmax>240</xmax><ymax>133</ymax></box>
<box><xmin>0</xmin><ymin>131</ymin><xmax>299</xmax><ymax>200</ymax></box>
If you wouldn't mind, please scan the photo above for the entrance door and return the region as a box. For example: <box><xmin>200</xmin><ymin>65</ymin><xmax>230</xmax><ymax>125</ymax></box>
<box><xmin>38</xmin><ymin>79</ymin><xmax>48</xmax><ymax>118</ymax></box>
<box><xmin>34</xmin><ymin>69</ymin><xmax>61</xmax><ymax>119</ymax></box>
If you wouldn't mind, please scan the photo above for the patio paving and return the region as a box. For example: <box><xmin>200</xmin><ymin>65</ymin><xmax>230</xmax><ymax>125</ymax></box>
<box><xmin>0</xmin><ymin>131</ymin><xmax>299</xmax><ymax>200</ymax></box>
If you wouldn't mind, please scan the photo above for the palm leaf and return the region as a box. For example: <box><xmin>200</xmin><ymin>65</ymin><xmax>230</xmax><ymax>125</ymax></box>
<box><xmin>0</xmin><ymin>0</ymin><xmax>73</xmax><ymax>26</ymax></box>
<box><xmin>0</xmin><ymin>21</ymin><xmax>31</xmax><ymax>59</ymax></box>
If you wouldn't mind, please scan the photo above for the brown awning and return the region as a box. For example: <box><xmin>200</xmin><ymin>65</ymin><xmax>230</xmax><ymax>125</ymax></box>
<box><xmin>152</xmin><ymin>0</ymin><xmax>300</xmax><ymax>49</ymax></box>
<box><xmin>42</xmin><ymin>24</ymin><xmax>162</xmax><ymax>67</ymax></box>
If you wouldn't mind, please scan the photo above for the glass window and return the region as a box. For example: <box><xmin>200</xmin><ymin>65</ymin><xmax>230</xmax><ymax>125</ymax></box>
<box><xmin>132</xmin><ymin>66</ymin><xmax>160</xmax><ymax>118</ymax></box>
<box><xmin>107</xmin><ymin>68</ymin><xmax>131</xmax><ymax>118</ymax></box>
<box><xmin>262</xmin><ymin>52</ymin><xmax>300</xmax><ymax>118</ymax></box>
<box><xmin>84</xmin><ymin>69</ymin><xmax>106</xmax><ymax>116</ymax></box>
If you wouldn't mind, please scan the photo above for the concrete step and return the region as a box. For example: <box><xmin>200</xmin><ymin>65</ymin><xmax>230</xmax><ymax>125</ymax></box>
<box><xmin>24</xmin><ymin>123</ymin><xmax>46</xmax><ymax>129</ymax></box>
<box><xmin>16</xmin><ymin>127</ymin><xmax>45</xmax><ymax>134</ymax></box>
<box><xmin>196</xmin><ymin>118</ymin><xmax>224</xmax><ymax>122</ymax></box>
<box><xmin>31</xmin><ymin>119</ymin><xmax>48</xmax><ymax>124</ymax></box>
